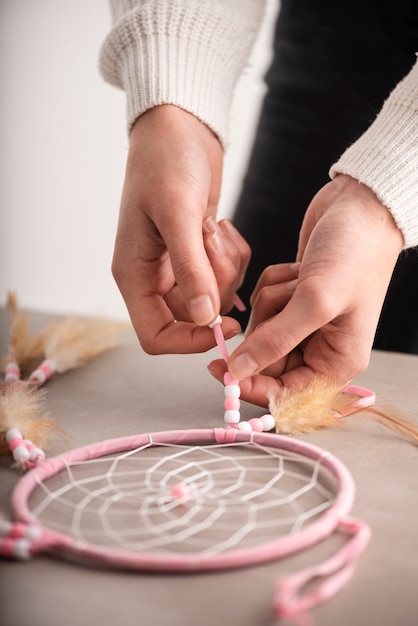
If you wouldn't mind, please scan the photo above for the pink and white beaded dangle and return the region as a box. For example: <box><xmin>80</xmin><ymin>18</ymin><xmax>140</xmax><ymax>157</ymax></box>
<box><xmin>209</xmin><ymin>315</ymin><xmax>275</xmax><ymax>433</ymax></box>
<box><xmin>5</xmin><ymin>428</ymin><xmax>46</xmax><ymax>470</ymax></box>
<box><xmin>0</xmin><ymin>519</ymin><xmax>42</xmax><ymax>560</ymax></box>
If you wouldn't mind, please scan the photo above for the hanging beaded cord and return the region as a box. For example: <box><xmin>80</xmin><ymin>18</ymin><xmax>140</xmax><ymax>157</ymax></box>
<box><xmin>209</xmin><ymin>315</ymin><xmax>276</xmax><ymax>433</ymax></box>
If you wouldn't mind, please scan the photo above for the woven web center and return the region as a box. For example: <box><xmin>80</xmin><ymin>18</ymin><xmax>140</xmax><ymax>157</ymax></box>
<box><xmin>29</xmin><ymin>441</ymin><xmax>336</xmax><ymax>556</ymax></box>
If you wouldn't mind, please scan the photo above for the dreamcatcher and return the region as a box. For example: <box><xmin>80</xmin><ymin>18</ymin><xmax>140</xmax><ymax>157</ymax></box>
<box><xmin>1</xmin><ymin>295</ymin><xmax>417</xmax><ymax>625</ymax></box>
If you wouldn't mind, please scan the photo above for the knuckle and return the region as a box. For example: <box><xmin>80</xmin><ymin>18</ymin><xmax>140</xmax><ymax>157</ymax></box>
<box><xmin>240</xmin><ymin>239</ymin><xmax>252</xmax><ymax>263</ymax></box>
<box><xmin>299</xmin><ymin>278</ymin><xmax>338</xmax><ymax>321</ymax></box>
<box><xmin>256</xmin><ymin>325</ymin><xmax>295</xmax><ymax>361</ymax></box>
<box><xmin>111</xmin><ymin>256</ymin><xmax>123</xmax><ymax>283</ymax></box>
<box><xmin>253</xmin><ymin>285</ymin><xmax>277</xmax><ymax>311</ymax></box>
<box><xmin>173</xmin><ymin>257</ymin><xmax>203</xmax><ymax>283</ymax></box>
<box><xmin>139</xmin><ymin>339</ymin><xmax>160</xmax><ymax>356</ymax></box>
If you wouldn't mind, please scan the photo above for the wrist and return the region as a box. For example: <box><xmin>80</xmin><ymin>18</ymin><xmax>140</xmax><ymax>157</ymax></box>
<box><xmin>332</xmin><ymin>174</ymin><xmax>404</xmax><ymax>253</ymax></box>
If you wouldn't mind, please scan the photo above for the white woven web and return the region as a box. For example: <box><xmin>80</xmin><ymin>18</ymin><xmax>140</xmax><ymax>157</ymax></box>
<box><xmin>29</xmin><ymin>440</ymin><xmax>336</xmax><ymax>557</ymax></box>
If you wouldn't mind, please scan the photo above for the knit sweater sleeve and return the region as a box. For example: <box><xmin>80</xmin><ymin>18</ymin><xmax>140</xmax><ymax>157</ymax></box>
<box><xmin>98</xmin><ymin>0</ymin><xmax>266</xmax><ymax>146</ymax></box>
<box><xmin>330</xmin><ymin>56</ymin><xmax>418</xmax><ymax>249</ymax></box>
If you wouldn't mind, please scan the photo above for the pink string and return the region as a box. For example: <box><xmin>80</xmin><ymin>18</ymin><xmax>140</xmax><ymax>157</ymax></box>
<box><xmin>212</xmin><ymin>322</ymin><xmax>230</xmax><ymax>363</ymax></box>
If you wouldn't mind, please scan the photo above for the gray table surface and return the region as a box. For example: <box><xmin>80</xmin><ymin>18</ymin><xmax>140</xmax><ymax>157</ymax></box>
<box><xmin>0</xmin><ymin>309</ymin><xmax>417</xmax><ymax>626</ymax></box>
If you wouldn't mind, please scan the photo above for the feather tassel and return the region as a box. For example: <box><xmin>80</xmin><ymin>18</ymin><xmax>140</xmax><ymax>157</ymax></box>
<box><xmin>0</xmin><ymin>383</ymin><xmax>61</xmax><ymax>466</ymax></box>
<box><xmin>268</xmin><ymin>378</ymin><xmax>343</xmax><ymax>435</ymax></box>
<box><xmin>2</xmin><ymin>292</ymin><xmax>43</xmax><ymax>382</ymax></box>
<box><xmin>269</xmin><ymin>377</ymin><xmax>418</xmax><ymax>444</ymax></box>
<box><xmin>28</xmin><ymin>316</ymin><xmax>126</xmax><ymax>384</ymax></box>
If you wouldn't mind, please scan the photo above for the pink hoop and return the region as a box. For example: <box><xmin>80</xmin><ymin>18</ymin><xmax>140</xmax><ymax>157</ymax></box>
<box><xmin>7</xmin><ymin>429</ymin><xmax>370</xmax><ymax>622</ymax></box>
<box><xmin>10</xmin><ymin>429</ymin><xmax>362</xmax><ymax>566</ymax></box>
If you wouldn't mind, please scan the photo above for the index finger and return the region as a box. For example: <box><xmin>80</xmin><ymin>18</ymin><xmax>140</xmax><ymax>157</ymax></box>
<box><xmin>124</xmin><ymin>283</ymin><xmax>240</xmax><ymax>354</ymax></box>
<box><xmin>227</xmin><ymin>280</ymin><xmax>340</xmax><ymax>379</ymax></box>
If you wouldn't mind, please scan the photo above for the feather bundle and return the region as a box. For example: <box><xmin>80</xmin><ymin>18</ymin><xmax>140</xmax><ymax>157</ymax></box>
<box><xmin>0</xmin><ymin>383</ymin><xmax>60</xmax><ymax>457</ymax></box>
<box><xmin>268</xmin><ymin>378</ymin><xmax>343</xmax><ymax>435</ymax></box>
<box><xmin>28</xmin><ymin>316</ymin><xmax>127</xmax><ymax>383</ymax></box>
<box><xmin>269</xmin><ymin>377</ymin><xmax>418</xmax><ymax>444</ymax></box>
<box><xmin>2</xmin><ymin>292</ymin><xmax>43</xmax><ymax>380</ymax></box>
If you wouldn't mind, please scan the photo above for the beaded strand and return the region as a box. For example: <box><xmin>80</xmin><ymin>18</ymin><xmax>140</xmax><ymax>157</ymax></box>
<box><xmin>210</xmin><ymin>315</ymin><xmax>275</xmax><ymax>433</ymax></box>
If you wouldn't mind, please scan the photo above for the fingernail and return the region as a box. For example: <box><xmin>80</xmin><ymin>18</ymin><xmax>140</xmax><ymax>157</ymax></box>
<box><xmin>287</xmin><ymin>278</ymin><xmax>298</xmax><ymax>293</ymax></box>
<box><xmin>210</xmin><ymin>232</ymin><xmax>226</xmax><ymax>254</ymax></box>
<box><xmin>219</xmin><ymin>219</ymin><xmax>237</xmax><ymax>236</ymax></box>
<box><xmin>203</xmin><ymin>216</ymin><xmax>221</xmax><ymax>234</ymax></box>
<box><xmin>229</xmin><ymin>353</ymin><xmax>259</xmax><ymax>379</ymax></box>
<box><xmin>207</xmin><ymin>366</ymin><xmax>221</xmax><ymax>381</ymax></box>
<box><xmin>188</xmin><ymin>294</ymin><xmax>216</xmax><ymax>326</ymax></box>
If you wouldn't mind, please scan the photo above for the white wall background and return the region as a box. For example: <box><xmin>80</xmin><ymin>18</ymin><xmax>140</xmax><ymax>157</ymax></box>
<box><xmin>0</xmin><ymin>0</ymin><xmax>279</xmax><ymax>320</ymax></box>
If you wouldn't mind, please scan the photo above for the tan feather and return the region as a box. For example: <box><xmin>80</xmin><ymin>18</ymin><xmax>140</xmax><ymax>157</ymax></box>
<box><xmin>269</xmin><ymin>377</ymin><xmax>418</xmax><ymax>444</ymax></box>
<box><xmin>268</xmin><ymin>378</ymin><xmax>343</xmax><ymax>435</ymax></box>
<box><xmin>0</xmin><ymin>383</ymin><xmax>61</xmax><ymax>456</ymax></box>
<box><xmin>2</xmin><ymin>292</ymin><xmax>43</xmax><ymax>372</ymax></box>
<box><xmin>35</xmin><ymin>316</ymin><xmax>126</xmax><ymax>374</ymax></box>
<box><xmin>360</xmin><ymin>405</ymin><xmax>418</xmax><ymax>444</ymax></box>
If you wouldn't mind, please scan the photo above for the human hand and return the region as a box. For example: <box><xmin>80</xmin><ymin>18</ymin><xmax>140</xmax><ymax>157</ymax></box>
<box><xmin>112</xmin><ymin>105</ymin><xmax>248</xmax><ymax>354</ymax></box>
<box><xmin>208</xmin><ymin>175</ymin><xmax>404</xmax><ymax>406</ymax></box>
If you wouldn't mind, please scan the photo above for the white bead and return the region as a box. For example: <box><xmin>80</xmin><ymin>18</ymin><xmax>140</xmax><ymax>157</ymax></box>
<box><xmin>12</xmin><ymin>539</ymin><xmax>31</xmax><ymax>560</ymax></box>
<box><xmin>25</xmin><ymin>525</ymin><xmax>42</xmax><ymax>541</ymax></box>
<box><xmin>29</xmin><ymin>369</ymin><xmax>46</xmax><ymax>384</ymax></box>
<box><xmin>29</xmin><ymin>447</ymin><xmax>45</xmax><ymax>462</ymax></box>
<box><xmin>224</xmin><ymin>410</ymin><xmax>241</xmax><ymax>424</ymax></box>
<box><xmin>237</xmin><ymin>421</ymin><xmax>252</xmax><ymax>433</ymax></box>
<box><xmin>224</xmin><ymin>384</ymin><xmax>240</xmax><ymax>398</ymax></box>
<box><xmin>6</xmin><ymin>428</ymin><xmax>22</xmax><ymax>442</ymax></box>
<box><xmin>208</xmin><ymin>314</ymin><xmax>222</xmax><ymax>328</ymax></box>
<box><xmin>260</xmin><ymin>414</ymin><xmax>276</xmax><ymax>431</ymax></box>
<box><xmin>12</xmin><ymin>446</ymin><xmax>30</xmax><ymax>462</ymax></box>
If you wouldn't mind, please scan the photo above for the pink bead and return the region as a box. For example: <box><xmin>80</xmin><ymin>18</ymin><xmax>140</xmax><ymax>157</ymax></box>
<box><xmin>5</xmin><ymin>363</ymin><xmax>20</xmax><ymax>383</ymax></box>
<box><xmin>8</xmin><ymin>437</ymin><xmax>24</xmax><ymax>452</ymax></box>
<box><xmin>248</xmin><ymin>418</ymin><xmax>264</xmax><ymax>432</ymax></box>
<box><xmin>224</xmin><ymin>397</ymin><xmax>240</xmax><ymax>411</ymax></box>
<box><xmin>7</xmin><ymin>522</ymin><xmax>27</xmax><ymax>539</ymax></box>
<box><xmin>224</xmin><ymin>372</ymin><xmax>239</xmax><ymax>386</ymax></box>
<box><xmin>171</xmin><ymin>483</ymin><xmax>191</xmax><ymax>501</ymax></box>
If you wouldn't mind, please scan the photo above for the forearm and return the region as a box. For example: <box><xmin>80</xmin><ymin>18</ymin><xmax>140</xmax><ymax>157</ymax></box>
<box><xmin>330</xmin><ymin>56</ymin><xmax>418</xmax><ymax>248</ymax></box>
<box><xmin>99</xmin><ymin>0</ymin><xmax>266</xmax><ymax>146</ymax></box>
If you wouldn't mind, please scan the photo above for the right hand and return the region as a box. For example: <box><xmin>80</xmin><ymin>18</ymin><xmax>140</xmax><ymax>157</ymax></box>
<box><xmin>112</xmin><ymin>105</ymin><xmax>248</xmax><ymax>354</ymax></box>
<box><xmin>208</xmin><ymin>175</ymin><xmax>404</xmax><ymax>406</ymax></box>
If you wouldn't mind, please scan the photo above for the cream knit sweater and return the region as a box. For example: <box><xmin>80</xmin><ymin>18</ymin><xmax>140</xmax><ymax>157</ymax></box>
<box><xmin>99</xmin><ymin>0</ymin><xmax>418</xmax><ymax>248</ymax></box>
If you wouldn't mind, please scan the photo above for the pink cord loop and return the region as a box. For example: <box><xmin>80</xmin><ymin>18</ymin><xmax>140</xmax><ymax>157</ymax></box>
<box><xmin>335</xmin><ymin>386</ymin><xmax>376</xmax><ymax>417</ymax></box>
<box><xmin>273</xmin><ymin>517</ymin><xmax>371</xmax><ymax>621</ymax></box>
